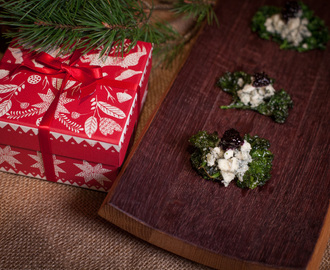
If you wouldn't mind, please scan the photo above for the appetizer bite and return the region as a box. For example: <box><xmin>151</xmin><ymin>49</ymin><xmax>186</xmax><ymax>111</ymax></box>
<box><xmin>251</xmin><ymin>1</ymin><xmax>329</xmax><ymax>51</ymax></box>
<box><xmin>189</xmin><ymin>128</ymin><xmax>273</xmax><ymax>189</ymax></box>
<box><xmin>217</xmin><ymin>71</ymin><xmax>293</xmax><ymax>123</ymax></box>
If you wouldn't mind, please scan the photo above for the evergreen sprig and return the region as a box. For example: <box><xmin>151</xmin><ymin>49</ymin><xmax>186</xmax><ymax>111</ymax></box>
<box><xmin>173</xmin><ymin>0</ymin><xmax>218</xmax><ymax>25</ymax></box>
<box><xmin>0</xmin><ymin>0</ymin><xmax>217</xmax><ymax>59</ymax></box>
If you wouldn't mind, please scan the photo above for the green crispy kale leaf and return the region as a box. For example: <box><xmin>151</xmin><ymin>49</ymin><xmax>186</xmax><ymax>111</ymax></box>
<box><xmin>251</xmin><ymin>1</ymin><xmax>329</xmax><ymax>52</ymax></box>
<box><xmin>189</xmin><ymin>130</ymin><xmax>274</xmax><ymax>189</ymax></box>
<box><xmin>189</xmin><ymin>130</ymin><xmax>219</xmax><ymax>150</ymax></box>
<box><xmin>236</xmin><ymin>134</ymin><xmax>274</xmax><ymax>189</ymax></box>
<box><xmin>217</xmin><ymin>71</ymin><xmax>293</xmax><ymax>124</ymax></box>
<box><xmin>189</xmin><ymin>131</ymin><xmax>222</xmax><ymax>181</ymax></box>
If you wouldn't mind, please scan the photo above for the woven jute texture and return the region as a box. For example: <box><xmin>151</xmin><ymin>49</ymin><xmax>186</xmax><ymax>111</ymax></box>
<box><xmin>0</xmin><ymin>39</ymin><xmax>329</xmax><ymax>270</ymax></box>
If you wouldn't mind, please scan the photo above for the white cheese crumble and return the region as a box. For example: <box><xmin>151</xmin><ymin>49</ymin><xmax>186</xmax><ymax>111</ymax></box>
<box><xmin>264</xmin><ymin>12</ymin><xmax>311</xmax><ymax>47</ymax></box>
<box><xmin>206</xmin><ymin>140</ymin><xmax>252</xmax><ymax>187</ymax></box>
<box><xmin>237</xmin><ymin>83</ymin><xmax>275</xmax><ymax>108</ymax></box>
<box><xmin>237</xmin><ymin>78</ymin><xmax>244</xmax><ymax>87</ymax></box>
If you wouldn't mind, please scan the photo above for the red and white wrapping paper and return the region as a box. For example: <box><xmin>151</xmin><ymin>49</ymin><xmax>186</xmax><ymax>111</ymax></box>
<box><xmin>0</xmin><ymin>41</ymin><xmax>152</xmax><ymax>191</ymax></box>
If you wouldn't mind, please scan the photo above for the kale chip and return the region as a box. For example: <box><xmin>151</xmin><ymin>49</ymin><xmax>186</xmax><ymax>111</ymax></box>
<box><xmin>251</xmin><ymin>1</ymin><xmax>329</xmax><ymax>52</ymax></box>
<box><xmin>189</xmin><ymin>131</ymin><xmax>222</xmax><ymax>181</ymax></box>
<box><xmin>236</xmin><ymin>134</ymin><xmax>274</xmax><ymax>189</ymax></box>
<box><xmin>189</xmin><ymin>130</ymin><xmax>274</xmax><ymax>189</ymax></box>
<box><xmin>217</xmin><ymin>71</ymin><xmax>293</xmax><ymax>124</ymax></box>
<box><xmin>189</xmin><ymin>130</ymin><xmax>219</xmax><ymax>150</ymax></box>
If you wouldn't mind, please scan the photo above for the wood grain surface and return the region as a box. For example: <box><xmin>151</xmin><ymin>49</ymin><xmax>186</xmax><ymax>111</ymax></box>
<box><xmin>99</xmin><ymin>0</ymin><xmax>330</xmax><ymax>269</ymax></box>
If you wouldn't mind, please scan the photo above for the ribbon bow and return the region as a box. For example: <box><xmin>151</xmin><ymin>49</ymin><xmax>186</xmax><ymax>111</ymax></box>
<box><xmin>36</xmin><ymin>51</ymin><xmax>103</xmax><ymax>98</ymax></box>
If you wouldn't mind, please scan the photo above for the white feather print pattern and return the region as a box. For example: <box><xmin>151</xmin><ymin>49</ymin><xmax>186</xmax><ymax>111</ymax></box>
<box><xmin>80</xmin><ymin>45</ymin><xmax>147</xmax><ymax>68</ymax></box>
<box><xmin>0</xmin><ymin>84</ymin><xmax>18</xmax><ymax>94</ymax></box>
<box><xmin>84</xmin><ymin>116</ymin><xmax>98</xmax><ymax>138</ymax></box>
<box><xmin>97</xmin><ymin>101</ymin><xmax>126</xmax><ymax>119</ymax></box>
<box><xmin>115</xmin><ymin>70</ymin><xmax>142</xmax><ymax>81</ymax></box>
<box><xmin>0</xmin><ymin>100</ymin><xmax>12</xmax><ymax>117</ymax></box>
<box><xmin>80</xmin><ymin>54</ymin><xmax>120</xmax><ymax>67</ymax></box>
<box><xmin>116</xmin><ymin>92</ymin><xmax>132</xmax><ymax>103</ymax></box>
<box><xmin>8</xmin><ymin>47</ymin><xmax>23</xmax><ymax>64</ymax></box>
<box><xmin>47</xmin><ymin>48</ymin><xmax>71</xmax><ymax>60</ymax></box>
<box><xmin>47</xmin><ymin>48</ymin><xmax>61</xmax><ymax>58</ymax></box>
<box><xmin>119</xmin><ymin>45</ymin><xmax>147</xmax><ymax>68</ymax></box>
<box><xmin>0</xmin><ymin>70</ymin><xmax>9</xmax><ymax>80</ymax></box>
<box><xmin>99</xmin><ymin>118</ymin><xmax>122</xmax><ymax>136</ymax></box>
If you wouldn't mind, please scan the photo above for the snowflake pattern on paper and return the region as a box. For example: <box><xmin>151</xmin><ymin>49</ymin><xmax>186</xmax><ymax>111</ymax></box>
<box><xmin>74</xmin><ymin>160</ymin><xmax>111</xmax><ymax>186</ymax></box>
<box><xmin>28</xmin><ymin>152</ymin><xmax>65</xmax><ymax>177</ymax></box>
<box><xmin>0</xmin><ymin>145</ymin><xmax>22</xmax><ymax>169</ymax></box>
<box><xmin>32</xmin><ymin>88</ymin><xmax>55</xmax><ymax>114</ymax></box>
<box><xmin>28</xmin><ymin>152</ymin><xmax>45</xmax><ymax>175</ymax></box>
<box><xmin>52</xmin><ymin>155</ymin><xmax>66</xmax><ymax>177</ymax></box>
<box><xmin>54</xmin><ymin>92</ymin><xmax>74</xmax><ymax>118</ymax></box>
<box><xmin>4</xmin><ymin>87</ymin><xmax>53</xmax><ymax>119</ymax></box>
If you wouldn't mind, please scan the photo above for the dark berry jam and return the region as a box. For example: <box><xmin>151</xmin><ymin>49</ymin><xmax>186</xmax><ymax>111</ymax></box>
<box><xmin>282</xmin><ymin>1</ymin><xmax>301</xmax><ymax>22</ymax></box>
<box><xmin>252</xmin><ymin>72</ymin><xmax>271</xmax><ymax>87</ymax></box>
<box><xmin>221</xmin><ymin>128</ymin><xmax>244</xmax><ymax>150</ymax></box>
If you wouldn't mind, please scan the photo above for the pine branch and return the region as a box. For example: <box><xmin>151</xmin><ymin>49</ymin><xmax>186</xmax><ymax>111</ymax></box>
<box><xmin>0</xmin><ymin>0</ymin><xmax>217</xmax><ymax>63</ymax></box>
<box><xmin>173</xmin><ymin>0</ymin><xmax>218</xmax><ymax>25</ymax></box>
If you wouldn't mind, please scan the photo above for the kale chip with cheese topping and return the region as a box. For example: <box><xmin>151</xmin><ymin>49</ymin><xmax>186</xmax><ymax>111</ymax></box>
<box><xmin>189</xmin><ymin>129</ymin><xmax>274</xmax><ymax>189</ymax></box>
<box><xmin>251</xmin><ymin>1</ymin><xmax>329</xmax><ymax>51</ymax></box>
<box><xmin>217</xmin><ymin>71</ymin><xmax>293</xmax><ymax>123</ymax></box>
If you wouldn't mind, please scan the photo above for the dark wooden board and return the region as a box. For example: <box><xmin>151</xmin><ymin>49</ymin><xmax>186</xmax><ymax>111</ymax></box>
<box><xmin>99</xmin><ymin>0</ymin><xmax>330</xmax><ymax>269</ymax></box>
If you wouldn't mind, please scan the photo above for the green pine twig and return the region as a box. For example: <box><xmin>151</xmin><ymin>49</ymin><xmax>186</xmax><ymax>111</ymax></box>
<box><xmin>0</xmin><ymin>0</ymin><xmax>218</xmax><ymax>63</ymax></box>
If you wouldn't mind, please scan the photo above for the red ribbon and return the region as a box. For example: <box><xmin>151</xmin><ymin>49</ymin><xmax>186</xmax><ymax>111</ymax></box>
<box><xmin>35</xmin><ymin>51</ymin><xmax>104</xmax><ymax>98</ymax></box>
<box><xmin>35</xmin><ymin>51</ymin><xmax>105</xmax><ymax>182</ymax></box>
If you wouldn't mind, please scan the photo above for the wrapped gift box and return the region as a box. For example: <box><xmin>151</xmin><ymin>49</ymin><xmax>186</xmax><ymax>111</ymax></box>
<box><xmin>0</xmin><ymin>41</ymin><xmax>152</xmax><ymax>191</ymax></box>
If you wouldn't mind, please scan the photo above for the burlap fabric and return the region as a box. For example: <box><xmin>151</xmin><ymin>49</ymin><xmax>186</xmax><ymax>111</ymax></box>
<box><xmin>0</xmin><ymin>31</ymin><xmax>329</xmax><ymax>270</ymax></box>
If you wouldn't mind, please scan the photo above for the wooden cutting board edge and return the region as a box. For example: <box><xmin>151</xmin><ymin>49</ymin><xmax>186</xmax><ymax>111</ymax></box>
<box><xmin>99</xmin><ymin>198</ymin><xmax>329</xmax><ymax>270</ymax></box>
<box><xmin>307</xmin><ymin>207</ymin><xmax>330</xmax><ymax>269</ymax></box>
